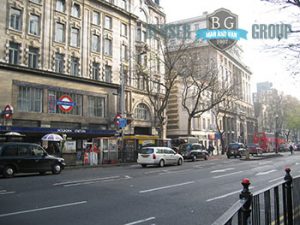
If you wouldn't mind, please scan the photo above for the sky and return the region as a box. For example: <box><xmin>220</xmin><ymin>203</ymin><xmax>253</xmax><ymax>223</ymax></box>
<box><xmin>160</xmin><ymin>0</ymin><xmax>300</xmax><ymax>100</ymax></box>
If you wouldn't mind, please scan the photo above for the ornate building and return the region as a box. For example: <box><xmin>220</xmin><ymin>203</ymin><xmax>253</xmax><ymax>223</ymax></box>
<box><xmin>0</xmin><ymin>0</ymin><xmax>165</xmax><ymax>162</ymax></box>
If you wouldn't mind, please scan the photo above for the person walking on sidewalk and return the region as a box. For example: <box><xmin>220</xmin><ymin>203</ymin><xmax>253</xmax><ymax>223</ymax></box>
<box><xmin>289</xmin><ymin>144</ymin><xmax>294</xmax><ymax>155</ymax></box>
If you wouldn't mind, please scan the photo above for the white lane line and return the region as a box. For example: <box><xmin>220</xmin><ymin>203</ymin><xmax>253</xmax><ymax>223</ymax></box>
<box><xmin>124</xmin><ymin>217</ymin><xmax>156</xmax><ymax>225</ymax></box>
<box><xmin>211</xmin><ymin>168</ymin><xmax>235</xmax><ymax>173</ymax></box>
<box><xmin>0</xmin><ymin>201</ymin><xmax>87</xmax><ymax>218</ymax></box>
<box><xmin>206</xmin><ymin>187</ymin><xmax>255</xmax><ymax>202</ymax></box>
<box><xmin>53</xmin><ymin>176</ymin><xmax>120</xmax><ymax>186</ymax></box>
<box><xmin>256</xmin><ymin>169</ymin><xmax>277</xmax><ymax>176</ymax></box>
<box><xmin>0</xmin><ymin>191</ymin><xmax>15</xmax><ymax>195</ymax></box>
<box><xmin>269</xmin><ymin>177</ymin><xmax>283</xmax><ymax>183</ymax></box>
<box><xmin>144</xmin><ymin>170</ymin><xmax>169</xmax><ymax>175</ymax></box>
<box><xmin>139</xmin><ymin>181</ymin><xmax>195</xmax><ymax>193</ymax></box>
<box><xmin>213</xmin><ymin>171</ymin><xmax>244</xmax><ymax>179</ymax></box>
<box><xmin>159</xmin><ymin>169</ymin><xmax>192</xmax><ymax>175</ymax></box>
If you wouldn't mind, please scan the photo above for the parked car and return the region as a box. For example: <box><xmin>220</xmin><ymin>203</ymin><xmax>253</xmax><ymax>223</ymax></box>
<box><xmin>178</xmin><ymin>143</ymin><xmax>209</xmax><ymax>161</ymax></box>
<box><xmin>226</xmin><ymin>143</ymin><xmax>246</xmax><ymax>158</ymax></box>
<box><xmin>0</xmin><ymin>142</ymin><xmax>66</xmax><ymax>178</ymax></box>
<box><xmin>247</xmin><ymin>143</ymin><xmax>263</xmax><ymax>156</ymax></box>
<box><xmin>279</xmin><ymin>144</ymin><xmax>289</xmax><ymax>152</ymax></box>
<box><xmin>296</xmin><ymin>144</ymin><xmax>300</xmax><ymax>151</ymax></box>
<box><xmin>137</xmin><ymin>147</ymin><xmax>183</xmax><ymax>167</ymax></box>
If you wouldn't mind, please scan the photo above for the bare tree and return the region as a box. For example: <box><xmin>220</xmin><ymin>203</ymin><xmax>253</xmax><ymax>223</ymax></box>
<box><xmin>179</xmin><ymin>48</ymin><xmax>237</xmax><ymax>136</ymax></box>
<box><xmin>134</xmin><ymin>36</ymin><xmax>193</xmax><ymax>139</ymax></box>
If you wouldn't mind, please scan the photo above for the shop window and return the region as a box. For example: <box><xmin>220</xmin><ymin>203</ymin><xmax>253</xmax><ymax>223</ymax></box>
<box><xmin>88</xmin><ymin>96</ymin><xmax>105</xmax><ymax>117</ymax></box>
<box><xmin>48</xmin><ymin>90</ymin><xmax>83</xmax><ymax>115</ymax></box>
<box><xmin>17</xmin><ymin>86</ymin><xmax>43</xmax><ymax>112</ymax></box>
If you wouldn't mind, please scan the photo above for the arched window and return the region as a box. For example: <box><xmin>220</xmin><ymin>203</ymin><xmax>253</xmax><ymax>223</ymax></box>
<box><xmin>134</xmin><ymin>103</ymin><xmax>150</xmax><ymax>120</ymax></box>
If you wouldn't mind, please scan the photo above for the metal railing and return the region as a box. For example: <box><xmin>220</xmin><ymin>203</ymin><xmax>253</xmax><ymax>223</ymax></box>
<box><xmin>212</xmin><ymin>168</ymin><xmax>300</xmax><ymax>225</ymax></box>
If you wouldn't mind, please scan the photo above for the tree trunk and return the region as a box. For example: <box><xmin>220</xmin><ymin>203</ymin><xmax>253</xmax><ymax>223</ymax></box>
<box><xmin>187</xmin><ymin>116</ymin><xmax>192</xmax><ymax>136</ymax></box>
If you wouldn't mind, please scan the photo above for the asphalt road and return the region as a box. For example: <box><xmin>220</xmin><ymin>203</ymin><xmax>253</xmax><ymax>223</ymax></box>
<box><xmin>1</xmin><ymin>152</ymin><xmax>299</xmax><ymax>225</ymax></box>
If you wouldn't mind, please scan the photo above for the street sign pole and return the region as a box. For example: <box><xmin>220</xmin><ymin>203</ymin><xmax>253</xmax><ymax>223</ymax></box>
<box><xmin>120</xmin><ymin>63</ymin><xmax>125</xmax><ymax>162</ymax></box>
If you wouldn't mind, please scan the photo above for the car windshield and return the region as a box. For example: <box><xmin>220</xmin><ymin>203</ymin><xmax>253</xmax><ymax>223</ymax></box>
<box><xmin>140</xmin><ymin>148</ymin><xmax>154</xmax><ymax>154</ymax></box>
<box><xmin>229</xmin><ymin>144</ymin><xmax>240</xmax><ymax>149</ymax></box>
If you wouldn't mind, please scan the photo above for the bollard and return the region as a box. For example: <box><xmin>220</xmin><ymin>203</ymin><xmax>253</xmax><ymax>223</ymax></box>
<box><xmin>284</xmin><ymin>168</ymin><xmax>293</xmax><ymax>225</ymax></box>
<box><xmin>239</xmin><ymin>178</ymin><xmax>252</xmax><ymax>225</ymax></box>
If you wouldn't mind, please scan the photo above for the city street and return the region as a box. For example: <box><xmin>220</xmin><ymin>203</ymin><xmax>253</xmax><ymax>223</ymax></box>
<box><xmin>1</xmin><ymin>152</ymin><xmax>300</xmax><ymax>225</ymax></box>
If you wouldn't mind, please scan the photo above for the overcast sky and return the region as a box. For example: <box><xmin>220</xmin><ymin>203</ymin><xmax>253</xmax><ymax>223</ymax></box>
<box><xmin>160</xmin><ymin>0</ymin><xmax>300</xmax><ymax>100</ymax></box>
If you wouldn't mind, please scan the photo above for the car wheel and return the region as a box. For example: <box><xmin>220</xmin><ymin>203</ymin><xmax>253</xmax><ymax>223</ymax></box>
<box><xmin>192</xmin><ymin>155</ymin><xmax>197</xmax><ymax>162</ymax></box>
<box><xmin>52</xmin><ymin>163</ymin><xmax>62</xmax><ymax>174</ymax></box>
<box><xmin>159</xmin><ymin>160</ymin><xmax>165</xmax><ymax>167</ymax></box>
<box><xmin>177</xmin><ymin>158</ymin><xmax>183</xmax><ymax>165</ymax></box>
<box><xmin>3</xmin><ymin>165</ymin><xmax>15</xmax><ymax>178</ymax></box>
<box><xmin>141</xmin><ymin>164</ymin><xmax>147</xmax><ymax>168</ymax></box>
<box><xmin>204</xmin><ymin>155</ymin><xmax>208</xmax><ymax>160</ymax></box>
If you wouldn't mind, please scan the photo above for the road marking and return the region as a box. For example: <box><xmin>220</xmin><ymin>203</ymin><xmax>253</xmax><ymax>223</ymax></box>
<box><xmin>211</xmin><ymin>168</ymin><xmax>235</xmax><ymax>173</ymax></box>
<box><xmin>139</xmin><ymin>181</ymin><xmax>195</xmax><ymax>193</ymax></box>
<box><xmin>213</xmin><ymin>171</ymin><xmax>244</xmax><ymax>179</ymax></box>
<box><xmin>206</xmin><ymin>187</ymin><xmax>255</xmax><ymax>202</ymax></box>
<box><xmin>159</xmin><ymin>169</ymin><xmax>192</xmax><ymax>175</ymax></box>
<box><xmin>53</xmin><ymin>176</ymin><xmax>120</xmax><ymax>186</ymax></box>
<box><xmin>124</xmin><ymin>217</ymin><xmax>156</xmax><ymax>225</ymax></box>
<box><xmin>0</xmin><ymin>190</ymin><xmax>15</xmax><ymax>195</ymax></box>
<box><xmin>144</xmin><ymin>170</ymin><xmax>169</xmax><ymax>175</ymax></box>
<box><xmin>0</xmin><ymin>201</ymin><xmax>87</xmax><ymax>218</ymax></box>
<box><xmin>256</xmin><ymin>169</ymin><xmax>277</xmax><ymax>176</ymax></box>
<box><xmin>269</xmin><ymin>177</ymin><xmax>283</xmax><ymax>183</ymax></box>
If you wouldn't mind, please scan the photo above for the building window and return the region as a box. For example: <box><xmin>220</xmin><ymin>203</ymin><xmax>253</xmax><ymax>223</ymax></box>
<box><xmin>202</xmin><ymin>118</ymin><xmax>206</xmax><ymax>130</ymax></box>
<box><xmin>55</xmin><ymin>53</ymin><xmax>64</xmax><ymax>73</ymax></box>
<box><xmin>104</xmin><ymin>38</ymin><xmax>112</xmax><ymax>56</ymax></box>
<box><xmin>120</xmin><ymin>0</ymin><xmax>127</xmax><ymax>10</ymax></box>
<box><xmin>30</xmin><ymin>0</ymin><xmax>42</xmax><ymax>4</ymax></box>
<box><xmin>104</xmin><ymin>16</ymin><xmax>112</xmax><ymax>29</ymax></box>
<box><xmin>92</xmin><ymin>11</ymin><xmax>100</xmax><ymax>25</ymax></box>
<box><xmin>70</xmin><ymin>27</ymin><xmax>79</xmax><ymax>47</ymax></box>
<box><xmin>28</xmin><ymin>47</ymin><xmax>39</xmax><ymax>69</ymax></box>
<box><xmin>29</xmin><ymin>14</ymin><xmax>40</xmax><ymax>35</ymax></box>
<box><xmin>17</xmin><ymin>86</ymin><xmax>43</xmax><ymax>112</ymax></box>
<box><xmin>121</xmin><ymin>23</ymin><xmax>127</xmax><ymax>36</ymax></box>
<box><xmin>48</xmin><ymin>90</ymin><xmax>82</xmax><ymax>115</ymax></box>
<box><xmin>55</xmin><ymin>22</ymin><xmax>65</xmax><ymax>43</ymax></box>
<box><xmin>70</xmin><ymin>57</ymin><xmax>79</xmax><ymax>76</ymax></box>
<box><xmin>134</xmin><ymin>103</ymin><xmax>150</xmax><ymax>120</ymax></box>
<box><xmin>121</xmin><ymin>44</ymin><xmax>128</xmax><ymax>61</ymax></box>
<box><xmin>71</xmin><ymin>3</ymin><xmax>80</xmax><ymax>18</ymax></box>
<box><xmin>9</xmin><ymin>8</ymin><xmax>22</xmax><ymax>31</ymax></box>
<box><xmin>92</xmin><ymin>62</ymin><xmax>100</xmax><ymax>80</ymax></box>
<box><xmin>88</xmin><ymin>96</ymin><xmax>105</xmax><ymax>117</ymax></box>
<box><xmin>8</xmin><ymin>41</ymin><xmax>20</xmax><ymax>65</ymax></box>
<box><xmin>137</xmin><ymin>75</ymin><xmax>145</xmax><ymax>90</ymax></box>
<box><xmin>104</xmin><ymin>65</ymin><xmax>112</xmax><ymax>83</ymax></box>
<box><xmin>56</xmin><ymin>0</ymin><xmax>65</xmax><ymax>12</ymax></box>
<box><xmin>91</xmin><ymin>34</ymin><xmax>100</xmax><ymax>52</ymax></box>
<box><xmin>156</xmin><ymin>57</ymin><xmax>160</xmax><ymax>73</ymax></box>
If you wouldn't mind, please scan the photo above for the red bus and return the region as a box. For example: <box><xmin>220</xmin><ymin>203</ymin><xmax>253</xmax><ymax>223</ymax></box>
<box><xmin>253</xmin><ymin>132</ymin><xmax>286</xmax><ymax>152</ymax></box>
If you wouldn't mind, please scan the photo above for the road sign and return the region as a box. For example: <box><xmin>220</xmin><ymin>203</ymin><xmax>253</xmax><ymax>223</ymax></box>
<box><xmin>119</xmin><ymin>118</ymin><xmax>127</xmax><ymax>128</ymax></box>
<box><xmin>3</xmin><ymin>104</ymin><xmax>13</xmax><ymax>119</ymax></box>
<box><xmin>57</xmin><ymin>95</ymin><xmax>76</xmax><ymax>112</ymax></box>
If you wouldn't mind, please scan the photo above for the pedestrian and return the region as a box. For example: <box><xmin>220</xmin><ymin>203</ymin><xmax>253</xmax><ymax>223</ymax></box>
<box><xmin>289</xmin><ymin>144</ymin><xmax>294</xmax><ymax>155</ymax></box>
<box><xmin>208</xmin><ymin>144</ymin><xmax>215</xmax><ymax>156</ymax></box>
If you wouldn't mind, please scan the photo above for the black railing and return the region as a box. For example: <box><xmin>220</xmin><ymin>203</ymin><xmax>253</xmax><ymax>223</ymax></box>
<box><xmin>212</xmin><ymin>168</ymin><xmax>300</xmax><ymax>225</ymax></box>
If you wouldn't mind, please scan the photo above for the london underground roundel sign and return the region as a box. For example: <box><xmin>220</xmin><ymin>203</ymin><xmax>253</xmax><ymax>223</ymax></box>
<box><xmin>57</xmin><ymin>95</ymin><xmax>76</xmax><ymax>112</ymax></box>
<box><xmin>3</xmin><ymin>104</ymin><xmax>13</xmax><ymax>119</ymax></box>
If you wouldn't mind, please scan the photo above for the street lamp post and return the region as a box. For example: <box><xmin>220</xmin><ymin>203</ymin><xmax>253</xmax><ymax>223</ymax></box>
<box><xmin>275</xmin><ymin>114</ymin><xmax>279</xmax><ymax>154</ymax></box>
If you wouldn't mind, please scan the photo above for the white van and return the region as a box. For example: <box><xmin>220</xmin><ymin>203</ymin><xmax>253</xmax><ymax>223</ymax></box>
<box><xmin>137</xmin><ymin>147</ymin><xmax>183</xmax><ymax>167</ymax></box>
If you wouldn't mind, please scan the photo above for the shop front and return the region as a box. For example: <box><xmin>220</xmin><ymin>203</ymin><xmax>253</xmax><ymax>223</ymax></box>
<box><xmin>0</xmin><ymin>126</ymin><xmax>116</xmax><ymax>166</ymax></box>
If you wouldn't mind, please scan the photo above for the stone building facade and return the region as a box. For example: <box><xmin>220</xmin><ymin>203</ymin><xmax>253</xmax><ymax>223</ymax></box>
<box><xmin>0</xmin><ymin>0</ymin><xmax>165</xmax><ymax>163</ymax></box>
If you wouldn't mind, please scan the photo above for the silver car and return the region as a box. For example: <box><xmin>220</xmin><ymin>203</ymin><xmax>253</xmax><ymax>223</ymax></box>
<box><xmin>137</xmin><ymin>147</ymin><xmax>183</xmax><ymax>167</ymax></box>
